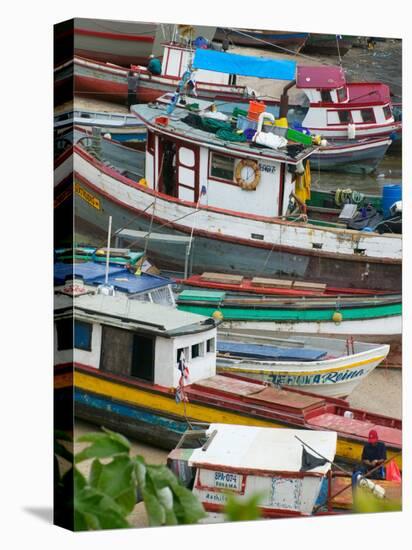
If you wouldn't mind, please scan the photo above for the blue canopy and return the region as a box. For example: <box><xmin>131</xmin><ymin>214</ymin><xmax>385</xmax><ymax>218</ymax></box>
<box><xmin>217</xmin><ymin>341</ymin><xmax>327</xmax><ymax>362</ymax></box>
<box><xmin>54</xmin><ymin>262</ymin><xmax>173</xmax><ymax>294</ymax></box>
<box><xmin>193</xmin><ymin>49</ymin><xmax>296</xmax><ymax>80</ymax></box>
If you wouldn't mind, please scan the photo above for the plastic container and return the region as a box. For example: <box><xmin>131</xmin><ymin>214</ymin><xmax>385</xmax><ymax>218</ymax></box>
<box><xmin>286</xmin><ymin>128</ymin><xmax>313</xmax><ymax>146</ymax></box>
<box><xmin>155</xmin><ymin>115</ymin><xmax>169</xmax><ymax>127</ymax></box>
<box><xmin>247</xmin><ymin>100</ymin><xmax>266</xmax><ymax>121</ymax></box>
<box><xmin>382</xmin><ymin>184</ymin><xmax>402</xmax><ymax>218</ymax></box>
<box><xmin>237</xmin><ymin>115</ymin><xmax>257</xmax><ymax>132</ymax></box>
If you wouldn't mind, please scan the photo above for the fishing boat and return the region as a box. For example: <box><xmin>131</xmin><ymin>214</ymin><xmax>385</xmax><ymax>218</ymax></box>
<box><xmin>54</xmin><ymin>108</ymin><xmax>147</xmax><ymax>144</ymax></box>
<box><xmin>176</xmin><ymin>289</ymin><xmax>401</xmax><ymax>356</ymax></box>
<box><xmin>213</xmin><ymin>28</ymin><xmax>309</xmax><ymax>52</ymax></box>
<box><xmin>176</xmin><ymin>271</ymin><xmax>392</xmax><ymax>297</ymax></box>
<box><xmin>70</xmin><ymin>98</ymin><xmax>402</xmax><ymax>292</ymax></box>
<box><xmin>215</xmin><ymin>334</ymin><xmax>389</xmax><ymax>398</ymax></box>
<box><xmin>309</xmin><ymin>137</ymin><xmax>392</xmax><ymax>174</ymax></box>
<box><xmin>54</xmin><ymin>283</ymin><xmax>402</xmax><ymax>467</ymax></box>
<box><xmin>167</xmin><ymin>423</ymin><xmax>337</xmax><ymax>519</ymax></box>
<box><xmin>287</xmin><ymin>65</ymin><xmax>401</xmax><ymax>143</ymax></box>
<box><xmin>301</xmin><ymin>34</ymin><xmax>356</xmax><ymax>56</ymax></box>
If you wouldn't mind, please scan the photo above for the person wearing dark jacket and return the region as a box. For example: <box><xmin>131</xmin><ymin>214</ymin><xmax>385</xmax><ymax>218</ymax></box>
<box><xmin>127</xmin><ymin>71</ymin><xmax>139</xmax><ymax>109</ymax></box>
<box><xmin>361</xmin><ymin>429</ymin><xmax>387</xmax><ymax>479</ymax></box>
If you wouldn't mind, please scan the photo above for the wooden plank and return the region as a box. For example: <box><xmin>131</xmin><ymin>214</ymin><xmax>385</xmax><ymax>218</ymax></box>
<box><xmin>331</xmin><ymin>476</ymin><xmax>402</xmax><ymax>510</ymax></box>
<box><xmin>292</xmin><ymin>281</ymin><xmax>327</xmax><ymax>291</ymax></box>
<box><xmin>251</xmin><ymin>277</ymin><xmax>293</xmax><ymax>289</ymax></box>
<box><xmin>201</xmin><ymin>272</ymin><xmax>244</xmax><ymax>285</ymax></box>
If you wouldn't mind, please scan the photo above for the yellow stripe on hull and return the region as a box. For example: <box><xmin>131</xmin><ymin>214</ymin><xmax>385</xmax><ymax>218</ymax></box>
<box><xmin>74</xmin><ymin>371</ymin><xmax>401</xmax><ymax>469</ymax></box>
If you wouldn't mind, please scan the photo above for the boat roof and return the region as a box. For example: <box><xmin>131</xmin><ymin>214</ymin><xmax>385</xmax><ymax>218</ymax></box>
<box><xmin>193</xmin><ymin>48</ymin><xmax>296</xmax><ymax>80</ymax></box>
<box><xmin>347</xmin><ymin>82</ymin><xmax>391</xmax><ymax>105</ymax></box>
<box><xmin>296</xmin><ymin>65</ymin><xmax>346</xmax><ymax>89</ymax></box>
<box><xmin>54</xmin><ymin>291</ymin><xmax>216</xmax><ymax>336</ymax></box>
<box><xmin>54</xmin><ymin>261</ymin><xmax>172</xmax><ymax>295</ymax></box>
<box><xmin>132</xmin><ymin>103</ymin><xmax>317</xmax><ymax>165</ymax></box>
<box><xmin>189</xmin><ymin>423</ymin><xmax>336</xmax><ymax>474</ymax></box>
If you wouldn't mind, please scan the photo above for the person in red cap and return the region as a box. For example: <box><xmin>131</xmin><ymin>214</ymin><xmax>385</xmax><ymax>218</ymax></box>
<box><xmin>361</xmin><ymin>429</ymin><xmax>387</xmax><ymax>479</ymax></box>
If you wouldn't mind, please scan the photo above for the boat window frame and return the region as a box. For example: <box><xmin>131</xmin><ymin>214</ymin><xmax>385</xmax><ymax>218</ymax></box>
<box><xmin>208</xmin><ymin>150</ymin><xmax>239</xmax><ymax>186</ymax></box>
<box><xmin>383</xmin><ymin>105</ymin><xmax>392</xmax><ymax>120</ymax></box>
<box><xmin>56</xmin><ymin>318</ymin><xmax>93</xmax><ymax>352</ymax></box>
<box><xmin>359</xmin><ymin>108</ymin><xmax>376</xmax><ymax>124</ymax></box>
<box><xmin>206</xmin><ymin>337</ymin><xmax>216</xmax><ymax>353</ymax></box>
<box><xmin>326</xmin><ymin>109</ymin><xmax>353</xmax><ymax>125</ymax></box>
<box><xmin>336</xmin><ymin>86</ymin><xmax>348</xmax><ymax>102</ymax></box>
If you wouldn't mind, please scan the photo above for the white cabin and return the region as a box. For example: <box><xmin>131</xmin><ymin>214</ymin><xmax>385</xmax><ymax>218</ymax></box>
<box><xmin>161</xmin><ymin>42</ymin><xmax>231</xmax><ymax>85</ymax></box>
<box><xmin>54</xmin><ymin>288</ymin><xmax>218</xmax><ymax>388</ymax></box>
<box><xmin>183</xmin><ymin>424</ymin><xmax>337</xmax><ymax>519</ymax></box>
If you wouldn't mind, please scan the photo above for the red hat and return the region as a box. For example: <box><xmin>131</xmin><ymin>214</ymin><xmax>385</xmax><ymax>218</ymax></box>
<box><xmin>368</xmin><ymin>429</ymin><xmax>379</xmax><ymax>443</ymax></box>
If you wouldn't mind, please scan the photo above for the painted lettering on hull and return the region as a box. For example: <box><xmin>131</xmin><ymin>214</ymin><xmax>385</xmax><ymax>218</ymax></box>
<box><xmin>271</xmin><ymin>368</ymin><xmax>365</xmax><ymax>386</ymax></box>
<box><xmin>75</xmin><ymin>182</ymin><xmax>101</xmax><ymax>210</ymax></box>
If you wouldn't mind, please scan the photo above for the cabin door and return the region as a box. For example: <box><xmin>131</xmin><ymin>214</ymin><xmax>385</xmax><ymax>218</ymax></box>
<box><xmin>100</xmin><ymin>326</ymin><xmax>133</xmax><ymax>376</ymax></box>
<box><xmin>175</xmin><ymin>143</ymin><xmax>199</xmax><ymax>202</ymax></box>
<box><xmin>158</xmin><ymin>138</ymin><xmax>199</xmax><ymax>202</ymax></box>
<box><xmin>131</xmin><ymin>334</ymin><xmax>155</xmax><ymax>383</ymax></box>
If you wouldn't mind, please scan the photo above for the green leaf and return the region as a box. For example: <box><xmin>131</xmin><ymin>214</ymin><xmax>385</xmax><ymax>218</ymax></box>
<box><xmin>75</xmin><ymin>431</ymin><xmax>130</xmax><ymax>463</ymax></box>
<box><xmin>224</xmin><ymin>492</ymin><xmax>263</xmax><ymax>522</ymax></box>
<box><xmin>134</xmin><ymin>456</ymin><xmax>147</xmax><ymax>489</ymax></box>
<box><xmin>74</xmin><ymin>467</ymin><xmax>87</xmax><ymax>493</ymax></box>
<box><xmin>94</xmin><ymin>456</ymin><xmax>136</xmax><ymax>515</ymax></box>
<box><xmin>74</xmin><ymin>487</ymin><xmax>130</xmax><ymax>530</ymax></box>
<box><xmin>171</xmin><ymin>483</ymin><xmax>207</xmax><ymax>524</ymax></box>
<box><xmin>142</xmin><ymin>487</ymin><xmax>166</xmax><ymax>527</ymax></box>
<box><xmin>89</xmin><ymin>459</ymin><xmax>103</xmax><ymax>488</ymax></box>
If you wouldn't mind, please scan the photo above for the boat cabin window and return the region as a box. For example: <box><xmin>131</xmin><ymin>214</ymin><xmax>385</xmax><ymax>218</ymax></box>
<box><xmin>206</xmin><ymin>337</ymin><xmax>216</xmax><ymax>353</ymax></box>
<box><xmin>191</xmin><ymin>342</ymin><xmax>205</xmax><ymax>359</ymax></box>
<box><xmin>210</xmin><ymin>152</ymin><xmax>235</xmax><ymax>182</ymax></box>
<box><xmin>320</xmin><ymin>90</ymin><xmax>332</xmax><ymax>102</ymax></box>
<box><xmin>100</xmin><ymin>326</ymin><xmax>154</xmax><ymax>383</ymax></box>
<box><xmin>336</xmin><ymin>87</ymin><xmax>348</xmax><ymax>102</ymax></box>
<box><xmin>360</xmin><ymin>108</ymin><xmax>375</xmax><ymax>123</ymax></box>
<box><xmin>147</xmin><ymin>130</ymin><xmax>155</xmax><ymax>154</ymax></box>
<box><xmin>337</xmin><ymin>110</ymin><xmax>351</xmax><ymax>124</ymax></box>
<box><xmin>56</xmin><ymin>319</ymin><xmax>93</xmax><ymax>351</ymax></box>
<box><xmin>383</xmin><ymin>105</ymin><xmax>392</xmax><ymax>119</ymax></box>
<box><xmin>176</xmin><ymin>346</ymin><xmax>189</xmax><ymax>365</ymax></box>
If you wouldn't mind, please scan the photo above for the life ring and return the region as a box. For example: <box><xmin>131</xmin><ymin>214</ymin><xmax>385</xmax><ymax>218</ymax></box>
<box><xmin>235</xmin><ymin>159</ymin><xmax>261</xmax><ymax>190</ymax></box>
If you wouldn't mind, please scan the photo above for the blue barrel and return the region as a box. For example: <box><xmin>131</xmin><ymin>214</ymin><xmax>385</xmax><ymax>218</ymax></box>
<box><xmin>382</xmin><ymin>185</ymin><xmax>402</xmax><ymax>218</ymax></box>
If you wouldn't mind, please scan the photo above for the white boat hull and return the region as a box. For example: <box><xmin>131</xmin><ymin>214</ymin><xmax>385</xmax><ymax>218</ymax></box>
<box><xmin>217</xmin><ymin>342</ymin><xmax>390</xmax><ymax>398</ymax></box>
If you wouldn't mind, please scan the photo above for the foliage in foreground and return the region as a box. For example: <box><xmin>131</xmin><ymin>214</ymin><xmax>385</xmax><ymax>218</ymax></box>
<box><xmin>55</xmin><ymin>428</ymin><xmax>206</xmax><ymax>530</ymax></box>
<box><xmin>353</xmin><ymin>487</ymin><xmax>402</xmax><ymax>514</ymax></box>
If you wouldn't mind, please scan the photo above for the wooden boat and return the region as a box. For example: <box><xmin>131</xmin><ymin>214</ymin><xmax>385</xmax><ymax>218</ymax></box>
<box><xmin>54</xmin><ymin>108</ymin><xmax>147</xmax><ymax>144</ymax></box>
<box><xmin>176</xmin><ymin>272</ymin><xmax>392</xmax><ymax>297</ymax></box>
<box><xmin>70</xmin><ymin>98</ymin><xmax>401</xmax><ymax>292</ymax></box>
<box><xmin>54</xmin><ymin>284</ymin><xmax>402</xmax><ymax>467</ymax></box>
<box><xmin>167</xmin><ymin>423</ymin><xmax>337</xmax><ymax>519</ymax></box>
<box><xmin>215</xmin><ymin>334</ymin><xmax>389</xmax><ymax>398</ymax></box>
<box><xmin>213</xmin><ymin>28</ymin><xmax>309</xmax><ymax>52</ymax></box>
<box><xmin>329</xmin><ymin>474</ymin><xmax>402</xmax><ymax>510</ymax></box>
<box><xmin>309</xmin><ymin>137</ymin><xmax>392</xmax><ymax>174</ymax></box>
<box><xmin>176</xmin><ymin>289</ymin><xmax>401</xmax><ymax>341</ymax></box>
<box><xmin>289</xmin><ymin>65</ymin><xmax>401</xmax><ymax>143</ymax></box>
<box><xmin>301</xmin><ymin>34</ymin><xmax>356</xmax><ymax>56</ymax></box>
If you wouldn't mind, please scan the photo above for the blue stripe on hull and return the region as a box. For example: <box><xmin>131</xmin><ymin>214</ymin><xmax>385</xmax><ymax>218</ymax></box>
<box><xmin>75</xmin><ymin>389</ymin><xmax>187</xmax><ymax>436</ymax></box>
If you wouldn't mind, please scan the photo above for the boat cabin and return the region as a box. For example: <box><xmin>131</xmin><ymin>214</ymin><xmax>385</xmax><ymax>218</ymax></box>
<box><xmin>296</xmin><ymin>66</ymin><xmax>396</xmax><ymax>134</ymax></box>
<box><xmin>168</xmin><ymin>423</ymin><xmax>337</xmax><ymax>519</ymax></box>
<box><xmin>133</xmin><ymin>101</ymin><xmax>316</xmax><ymax>219</ymax></box>
<box><xmin>160</xmin><ymin>42</ymin><xmax>233</xmax><ymax>85</ymax></box>
<box><xmin>54</xmin><ymin>286</ymin><xmax>218</xmax><ymax>388</ymax></box>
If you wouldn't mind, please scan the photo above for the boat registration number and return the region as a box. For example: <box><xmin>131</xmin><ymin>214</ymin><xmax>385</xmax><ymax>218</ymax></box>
<box><xmin>213</xmin><ymin>471</ymin><xmax>242</xmax><ymax>490</ymax></box>
<box><xmin>75</xmin><ymin>183</ymin><xmax>101</xmax><ymax>210</ymax></box>
<box><xmin>258</xmin><ymin>163</ymin><xmax>277</xmax><ymax>174</ymax></box>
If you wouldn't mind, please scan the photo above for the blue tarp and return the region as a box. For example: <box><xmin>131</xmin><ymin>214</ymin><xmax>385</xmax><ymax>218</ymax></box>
<box><xmin>193</xmin><ymin>49</ymin><xmax>296</xmax><ymax>80</ymax></box>
<box><xmin>54</xmin><ymin>262</ymin><xmax>173</xmax><ymax>294</ymax></box>
<box><xmin>217</xmin><ymin>341</ymin><xmax>327</xmax><ymax>362</ymax></box>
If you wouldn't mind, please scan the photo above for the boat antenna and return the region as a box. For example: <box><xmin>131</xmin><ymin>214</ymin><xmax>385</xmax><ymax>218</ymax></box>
<box><xmin>105</xmin><ymin>215</ymin><xmax>112</xmax><ymax>285</ymax></box>
<box><xmin>336</xmin><ymin>35</ymin><xmax>343</xmax><ymax>66</ymax></box>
